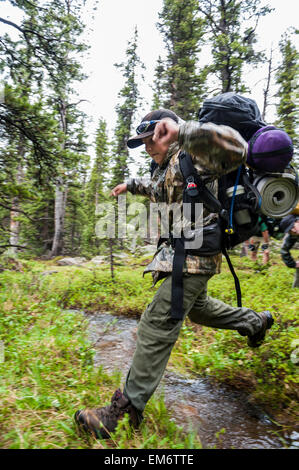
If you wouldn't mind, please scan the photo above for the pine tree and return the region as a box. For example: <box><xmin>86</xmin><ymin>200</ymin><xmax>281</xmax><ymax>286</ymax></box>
<box><xmin>275</xmin><ymin>31</ymin><xmax>299</xmax><ymax>156</ymax></box>
<box><xmin>111</xmin><ymin>27</ymin><xmax>144</xmax><ymax>187</ymax></box>
<box><xmin>82</xmin><ymin>118</ymin><xmax>110</xmax><ymax>255</ymax></box>
<box><xmin>198</xmin><ymin>0</ymin><xmax>272</xmax><ymax>93</ymax></box>
<box><xmin>0</xmin><ymin>0</ymin><xmax>90</xmax><ymax>256</ymax></box>
<box><xmin>0</xmin><ymin>4</ymin><xmax>62</xmax><ymax>253</ymax></box>
<box><xmin>156</xmin><ymin>0</ymin><xmax>207</xmax><ymax>120</ymax></box>
<box><xmin>38</xmin><ymin>0</ymin><xmax>89</xmax><ymax>257</ymax></box>
<box><xmin>262</xmin><ymin>46</ymin><xmax>274</xmax><ymax>121</ymax></box>
<box><xmin>152</xmin><ymin>56</ymin><xmax>166</xmax><ymax>110</ymax></box>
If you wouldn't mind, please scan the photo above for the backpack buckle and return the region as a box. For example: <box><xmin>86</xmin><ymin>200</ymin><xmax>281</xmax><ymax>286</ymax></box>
<box><xmin>186</xmin><ymin>176</ymin><xmax>199</xmax><ymax>197</ymax></box>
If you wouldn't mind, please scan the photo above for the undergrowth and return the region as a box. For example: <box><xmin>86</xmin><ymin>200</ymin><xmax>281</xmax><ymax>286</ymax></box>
<box><xmin>0</xmin><ymin>250</ymin><xmax>298</xmax><ymax>448</ymax></box>
<box><xmin>0</xmin><ymin>258</ymin><xmax>201</xmax><ymax>449</ymax></box>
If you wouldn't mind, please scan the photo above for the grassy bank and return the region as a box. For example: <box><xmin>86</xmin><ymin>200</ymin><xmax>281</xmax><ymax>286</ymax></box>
<box><xmin>0</xmin><ymin>251</ymin><xmax>298</xmax><ymax>448</ymax></box>
<box><xmin>172</xmin><ymin>254</ymin><xmax>298</xmax><ymax>424</ymax></box>
<box><xmin>0</xmin><ymin>256</ymin><xmax>201</xmax><ymax>449</ymax></box>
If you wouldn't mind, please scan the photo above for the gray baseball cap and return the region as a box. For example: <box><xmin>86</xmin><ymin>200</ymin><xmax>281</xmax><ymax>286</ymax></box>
<box><xmin>127</xmin><ymin>109</ymin><xmax>179</xmax><ymax>149</ymax></box>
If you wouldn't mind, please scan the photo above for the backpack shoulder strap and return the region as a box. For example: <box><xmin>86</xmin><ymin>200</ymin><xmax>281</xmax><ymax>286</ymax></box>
<box><xmin>179</xmin><ymin>151</ymin><xmax>222</xmax><ymax>213</ymax></box>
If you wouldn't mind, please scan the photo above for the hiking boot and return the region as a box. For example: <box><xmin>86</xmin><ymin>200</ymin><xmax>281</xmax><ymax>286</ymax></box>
<box><xmin>247</xmin><ymin>311</ymin><xmax>274</xmax><ymax>348</ymax></box>
<box><xmin>74</xmin><ymin>389</ymin><xmax>141</xmax><ymax>439</ymax></box>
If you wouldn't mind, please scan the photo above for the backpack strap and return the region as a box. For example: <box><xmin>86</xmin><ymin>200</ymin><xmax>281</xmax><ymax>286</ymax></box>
<box><xmin>179</xmin><ymin>151</ymin><xmax>222</xmax><ymax>213</ymax></box>
<box><xmin>226</xmin><ymin>164</ymin><xmax>242</xmax><ymax>234</ymax></box>
<box><xmin>222</xmin><ymin>243</ymin><xmax>242</xmax><ymax>307</ymax></box>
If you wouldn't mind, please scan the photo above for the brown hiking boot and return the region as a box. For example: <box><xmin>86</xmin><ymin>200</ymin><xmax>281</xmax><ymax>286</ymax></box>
<box><xmin>74</xmin><ymin>389</ymin><xmax>141</xmax><ymax>439</ymax></box>
<box><xmin>247</xmin><ymin>310</ymin><xmax>274</xmax><ymax>348</ymax></box>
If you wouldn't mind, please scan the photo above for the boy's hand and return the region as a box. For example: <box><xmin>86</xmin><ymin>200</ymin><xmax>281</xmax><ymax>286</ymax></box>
<box><xmin>111</xmin><ymin>183</ymin><xmax>127</xmax><ymax>197</ymax></box>
<box><xmin>153</xmin><ymin>118</ymin><xmax>179</xmax><ymax>147</ymax></box>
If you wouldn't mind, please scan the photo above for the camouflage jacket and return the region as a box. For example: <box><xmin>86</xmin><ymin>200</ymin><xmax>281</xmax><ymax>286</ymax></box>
<box><xmin>126</xmin><ymin>121</ymin><xmax>247</xmax><ymax>283</ymax></box>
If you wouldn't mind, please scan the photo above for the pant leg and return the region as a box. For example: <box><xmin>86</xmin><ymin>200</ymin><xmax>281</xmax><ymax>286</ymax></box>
<box><xmin>188</xmin><ymin>290</ymin><xmax>263</xmax><ymax>336</ymax></box>
<box><xmin>293</xmin><ymin>268</ymin><xmax>299</xmax><ymax>288</ymax></box>
<box><xmin>124</xmin><ymin>273</ymin><xmax>211</xmax><ymax>413</ymax></box>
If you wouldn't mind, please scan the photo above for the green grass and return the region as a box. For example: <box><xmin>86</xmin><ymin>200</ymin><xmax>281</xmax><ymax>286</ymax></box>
<box><xmin>0</xmin><ymin>250</ymin><xmax>298</xmax><ymax>448</ymax></box>
<box><xmin>0</xmin><ymin>257</ymin><xmax>201</xmax><ymax>449</ymax></box>
<box><xmin>171</xmin><ymin>253</ymin><xmax>299</xmax><ymax>423</ymax></box>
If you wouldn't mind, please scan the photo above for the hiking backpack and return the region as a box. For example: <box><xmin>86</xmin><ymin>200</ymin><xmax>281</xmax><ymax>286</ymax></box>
<box><xmin>197</xmin><ymin>92</ymin><xmax>298</xmax><ymax>242</ymax></box>
<box><xmin>172</xmin><ymin>151</ymin><xmax>261</xmax><ymax>319</ymax></box>
<box><xmin>197</xmin><ymin>92</ymin><xmax>266</xmax><ymax>141</ymax></box>
<box><xmin>170</xmin><ymin>93</ymin><xmax>298</xmax><ymax>320</ymax></box>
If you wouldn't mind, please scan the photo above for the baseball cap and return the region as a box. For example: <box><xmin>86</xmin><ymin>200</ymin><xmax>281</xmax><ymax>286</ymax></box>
<box><xmin>127</xmin><ymin>109</ymin><xmax>179</xmax><ymax>149</ymax></box>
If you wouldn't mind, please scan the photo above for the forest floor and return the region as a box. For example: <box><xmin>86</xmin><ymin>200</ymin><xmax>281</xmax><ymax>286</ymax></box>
<box><xmin>0</xmin><ymin>249</ymin><xmax>298</xmax><ymax>449</ymax></box>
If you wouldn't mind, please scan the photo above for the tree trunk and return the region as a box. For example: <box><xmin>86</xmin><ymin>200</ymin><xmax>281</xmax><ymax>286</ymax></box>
<box><xmin>109</xmin><ymin>238</ymin><xmax>114</xmax><ymax>280</ymax></box>
<box><xmin>51</xmin><ymin>97</ymin><xmax>68</xmax><ymax>257</ymax></box>
<box><xmin>219</xmin><ymin>11</ymin><xmax>231</xmax><ymax>93</ymax></box>
<box><xmin>262</xmin><ymin>47</ymin><xmax>273</xmax><ymax>121</ymax></box>
<box><xmin>71</xmin><ymin>204</ymin><xmax>77</xmax><ymax>253</ymax></box>
<box><xmin>9</xmin><ymin>162</ymin><xmax>23</xmax><ymax>254</ymax></box>
<box><xmin>9</xmin><ymin>197</ymin><xmax>20</xmax><ymax>254</ymax></box>
<box><xmin>51</xmin><ymin>177</ymin><xmax>68</xmax><ymax>256</ymax></box>
<box><xmin>41</xmin><ymin>204</ymin><xmax>52</xmax><ymax>252</ymax></box>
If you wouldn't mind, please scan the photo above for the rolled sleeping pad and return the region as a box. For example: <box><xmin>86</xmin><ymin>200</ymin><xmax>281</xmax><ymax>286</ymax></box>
<box><xmin>254</xmin><ymin>173</ymin><xmax>299</xmax><ymax>218</ymax></box>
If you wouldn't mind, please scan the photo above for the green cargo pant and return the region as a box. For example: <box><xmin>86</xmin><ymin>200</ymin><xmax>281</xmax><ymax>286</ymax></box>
<box><xmin>124</xmin><ymin>273</ymin><xmax>263</xmax><ymax>413</ymax></box>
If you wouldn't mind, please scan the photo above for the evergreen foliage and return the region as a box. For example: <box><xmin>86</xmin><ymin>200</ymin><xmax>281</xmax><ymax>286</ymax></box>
<box><xmin>156</xmin><ymin>0</ymin><xmax>207</xmax><ymax>119</ymax></box>
<box><xmin>81</xmin><ymin>118</ymin><xmax>110</xmax><ymax>256</ymax></box>
<box><xmin>0</xmin><ymin>0</ymin><xmax>297</xmax><ymax>258</ymax></box>
<box><xmin>275</xmin><ymin>30</ymin><xmax>299</xmax><ymax>161</ymax></box>
<box><xmin>197</xmin><ymin>0</ymin><xmax>272</xmax><ymax>93</ymax></box>
<box><xmin>152</xmin><ymin>56</ymin><xmax>165</xmax><ymax>110</ymax></box>
<box><xmin>111</xmin><ymin>27</ymin><xmax>144</xmax><ymax>187</ymax></box>
<box><xmin>0</xmin><ymin>0</ymin><xmax>90</xmax><ymax>256</ymax></box>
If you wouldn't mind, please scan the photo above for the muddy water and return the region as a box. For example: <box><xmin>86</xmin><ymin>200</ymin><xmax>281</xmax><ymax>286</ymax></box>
<box><xmin>84</xmin><ymin>311</ymin><xmax>298</xmax><ymax>449</ymax></box>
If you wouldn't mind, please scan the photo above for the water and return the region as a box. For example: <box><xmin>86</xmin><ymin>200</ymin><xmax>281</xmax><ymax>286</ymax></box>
<box><xmin>84</xmin><ymin>311</ymin><xmax>298</xmax><ymax>449</ymax></box>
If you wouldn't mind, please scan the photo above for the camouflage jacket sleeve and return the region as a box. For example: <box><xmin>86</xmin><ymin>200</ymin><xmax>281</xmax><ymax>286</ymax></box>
<box><xmin>178</xmin><ymin>121</ymin><xmax>247</xmax><ymax>178</ymax></box>
<box><xmin>280</xmin><ymin>234</ymin><xmax>297</xmax><ymax>268</ymax></box>
<box><xmin>126</xmin><ymin>177</ymin><xmax>154</xmax><ymax>199</ymax></box>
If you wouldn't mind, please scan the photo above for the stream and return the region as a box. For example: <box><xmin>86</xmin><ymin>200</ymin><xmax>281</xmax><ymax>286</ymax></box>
<box><xmin>82</xmin><ymin>310</ymin><xmax>298</xmax><ymax>449</ymax></box>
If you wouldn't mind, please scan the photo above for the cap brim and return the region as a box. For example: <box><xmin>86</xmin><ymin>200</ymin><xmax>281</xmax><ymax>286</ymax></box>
<box><xmin>127</xmin><ymin>130</ymin><xmax>154</xmax><ymax>149</ymax></box>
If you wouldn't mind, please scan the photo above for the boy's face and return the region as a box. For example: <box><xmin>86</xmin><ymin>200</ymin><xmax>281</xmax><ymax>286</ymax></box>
<box><xmin>290</xmin><ymin>220</ymin><xmax>299</xmax><ymax>235</ymax></box>
<box><xmin>142</xmin><ymin>135</ymin><xmax>169</xmax><ymax>165</ymax></box>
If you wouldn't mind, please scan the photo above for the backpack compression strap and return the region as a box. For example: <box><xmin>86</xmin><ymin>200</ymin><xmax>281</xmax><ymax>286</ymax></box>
<box><xmin>222</xmin><ymin>243</ymin><xmax>242</xmax><ymax>308</ymax></box>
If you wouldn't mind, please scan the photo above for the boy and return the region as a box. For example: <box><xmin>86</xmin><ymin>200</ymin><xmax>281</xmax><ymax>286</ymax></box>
<box><xmin>75</xmin><ymin>109</ymin><xmax>274</xmax><ymax>439</ymax></box>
